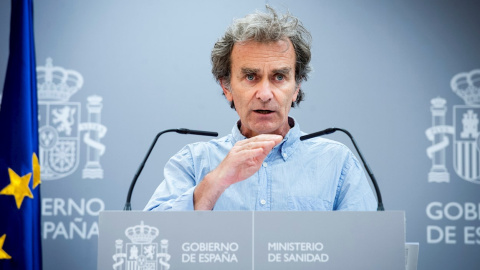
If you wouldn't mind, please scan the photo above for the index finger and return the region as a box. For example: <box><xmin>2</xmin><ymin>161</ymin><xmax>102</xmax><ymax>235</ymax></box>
<box><xmin>244</xmin><ymin>134</ymin><xmax>283</xmax><ymax>144</ymax></box>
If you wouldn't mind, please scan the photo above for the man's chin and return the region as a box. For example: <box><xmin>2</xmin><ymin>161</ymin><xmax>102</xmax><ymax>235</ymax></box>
<box><xmin>242</xmin><ymin>124</ymin><xmax>286</xmax><ymax>138</ymax></box>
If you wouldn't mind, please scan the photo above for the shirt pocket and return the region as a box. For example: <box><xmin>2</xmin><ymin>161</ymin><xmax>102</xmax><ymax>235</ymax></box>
<box><xmin>287</xmin><ymin>196</ymin><xmax>333</xmax><ymax>211</ymax></box>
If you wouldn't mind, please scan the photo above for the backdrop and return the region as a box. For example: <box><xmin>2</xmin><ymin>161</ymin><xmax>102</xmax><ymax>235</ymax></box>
<box><xmin>1</xmin><ymin>0</ymin><xmax>479</xmax><ymax>269</ymax></box>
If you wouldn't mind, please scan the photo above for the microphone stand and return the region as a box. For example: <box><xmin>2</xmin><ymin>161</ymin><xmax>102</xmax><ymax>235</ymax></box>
<box><xmin>300</xmin><ymin>128</ymin><xmax>384</xmax><ymax>211</ymax></box>
<box><xmin>123</xmin><ymin>128</ymin><xmax>218</xmax><ymax>210</ymax></box>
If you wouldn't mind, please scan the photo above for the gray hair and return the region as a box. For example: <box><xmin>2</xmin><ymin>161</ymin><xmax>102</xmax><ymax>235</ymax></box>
<box><xmin>211</xmin><ymin>6</ymin><xmax>312</xmax><ymax>108</ymax></box>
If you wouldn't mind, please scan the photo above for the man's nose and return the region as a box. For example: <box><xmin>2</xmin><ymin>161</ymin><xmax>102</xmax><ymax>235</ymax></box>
<box><xmin>255</xmin><ymin>78</ymin><xmax>274</xmax><ymax>102</ymax></box>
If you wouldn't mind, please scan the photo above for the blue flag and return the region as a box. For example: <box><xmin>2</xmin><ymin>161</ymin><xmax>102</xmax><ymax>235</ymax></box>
<box><xmin>0</xmin><ymin>0</ymin><xmax>42</xmax><ymax>269</ymax></box>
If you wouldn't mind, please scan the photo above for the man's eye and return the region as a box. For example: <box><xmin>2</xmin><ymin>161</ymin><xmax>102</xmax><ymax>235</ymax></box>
<box><xmin>246</xmin><ymin>74</ymin><xmax>255</xmax><ymax>81</ymax></box>
<box><xmin>275</xmin><ymin>74</ymin><xmax>284</xmax><ymax>81</ymax></box>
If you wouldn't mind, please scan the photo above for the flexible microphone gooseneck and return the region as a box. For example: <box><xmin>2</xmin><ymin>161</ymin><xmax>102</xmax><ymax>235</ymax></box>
<box><xmin>123</xmin><ymin>128</ymin><xmax>218</xmax><ymax>210</ymax></box>
<box><xmin>300</xmin><ymin>128</ymin><xmax>384</xmax><ymax>211</ymax></box>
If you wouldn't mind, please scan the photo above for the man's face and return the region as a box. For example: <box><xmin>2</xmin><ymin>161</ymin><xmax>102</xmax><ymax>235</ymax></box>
<box><xmin>222</xmin><ymin>39</ymin><xmax>299</xmax><ymax>138</ymax></box>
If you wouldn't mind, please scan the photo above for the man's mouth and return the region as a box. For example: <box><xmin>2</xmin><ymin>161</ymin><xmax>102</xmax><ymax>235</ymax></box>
<box><xmin>254</xmin><ymin>110</ymin><xmax>274</xmax><ymax>114</ymax></box>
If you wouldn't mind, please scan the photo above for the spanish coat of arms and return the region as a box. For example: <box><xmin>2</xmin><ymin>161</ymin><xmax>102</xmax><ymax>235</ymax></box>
<box><xmin>113</xmin><ymin>221</ymin><xmax>171</xmax><ymax>270</ymax></box>
<box><xmin>37</xmin><ymin>58</ymin><xmax>107</xmax><ymax>180</ymax></box>
<box><xmin>426</xmin><ymin>69</ymin><xmax>480</xmax><ymax>184</ymax></box>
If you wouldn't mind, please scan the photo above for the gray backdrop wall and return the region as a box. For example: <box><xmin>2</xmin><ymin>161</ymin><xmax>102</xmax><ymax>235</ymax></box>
<box><xmin>1</xmin><ymin>0</ymin><xmax>479</xmax><ymax>269</ymax></box>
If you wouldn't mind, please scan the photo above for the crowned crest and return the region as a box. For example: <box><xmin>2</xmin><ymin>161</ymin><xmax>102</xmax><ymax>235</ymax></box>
<box><xmin>126</xmin><ymin>221</ymin><xmax>160</xmax><ymax>244</ymax></box>
<box><xmin>113</xmin><ymin>221</ymin><xmax>171</xmax><ymax>270</ymax></box>
<box><xmin>450</xmin><ymin>69</ymin><xmax>480</xmax><ymax>105</ymax></box>
<box><xmin>37</xmin><ymin>58</ymin><xmax>83</xmax><ymax>103</ymax></box>
<box><xmin>426</xmin><ymin>69</ymin><xmax>480</xmax><ymax>184</ymax></box>
<box><xmin>37</xmin><ymin>58</ymin><xmax>107</xmax><ymax>181</ymax></box>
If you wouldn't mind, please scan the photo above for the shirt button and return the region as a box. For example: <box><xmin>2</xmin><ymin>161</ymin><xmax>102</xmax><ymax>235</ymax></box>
<box><xmin>282</xmin><ymin>153</ymin><xmax>287</xmax><ymax>158</ymax></box>
<box><xmin>260</xmin><ymin>199</ymin><xmax>266</xmax><ymax>205</ymax></box>
<box><xmin>262</xmin><ymin>162</ymin><xmax>268</xmax><ymax>167</ymax></box>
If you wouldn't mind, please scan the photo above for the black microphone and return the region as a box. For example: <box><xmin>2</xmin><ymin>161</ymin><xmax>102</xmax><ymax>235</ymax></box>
<box><xmin>300</xmin><ymin>128</ymin><xmax>384</xmax><ymax>211</ymax></box>
<box><xmin>123</xmin><ymin>128</ymin><xmax>218</xmax><ymax>210</ymax></box>
<box><xmin>176</xmin><ymin>128</ymin><xmax>218</xmax><ymax>137</ymax></box>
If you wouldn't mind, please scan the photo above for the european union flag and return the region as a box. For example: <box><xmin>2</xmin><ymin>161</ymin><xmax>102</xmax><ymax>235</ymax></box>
<box><xmin>0</xmin><ymin>0</ymin><xmax>42</xmax><ymax>269</ymax></box>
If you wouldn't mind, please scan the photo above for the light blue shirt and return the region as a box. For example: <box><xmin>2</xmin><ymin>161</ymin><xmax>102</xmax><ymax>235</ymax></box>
<box><xmin>144</xmin><ymin>119</ymin><xmax>377</xmax><ymax>211</ymax></box>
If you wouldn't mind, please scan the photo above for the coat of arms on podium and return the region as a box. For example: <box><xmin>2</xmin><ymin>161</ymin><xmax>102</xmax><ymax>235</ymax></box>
<box><xmin>426</xmin><ymin>69</ymin><xmax>480</xmax><ymax>184</ymax></box>
<box><xmin>37</xmin><ymin>58</ymin><xmax>107</xmax><ymax>180</ymax></box>
<box><xmin>113</xmin><ymin>221</ymin><xmax>171</xmax><ymax>270</ymax></box>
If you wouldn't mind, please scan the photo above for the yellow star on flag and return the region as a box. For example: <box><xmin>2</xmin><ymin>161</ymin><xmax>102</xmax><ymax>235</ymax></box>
<box><xmin>0</xmin><ymin>234</ymin><xmax>12</xmax><ymax>260</ymax></box>
<box><xmin>0</xmin><ymin>168</ymin><xmax>33</xmax><ymax>209</ymax></box>
<box><xmin>32</xmin><ymin>153</ymin><xmax>41</xmax><ymax>189</ymax></box>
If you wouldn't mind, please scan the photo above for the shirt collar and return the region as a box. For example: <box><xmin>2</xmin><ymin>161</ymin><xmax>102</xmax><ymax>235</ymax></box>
<box><xmin>230</xmin><ymin>117</ymin><xmax>301</xmax><ymax>161</ymax></box>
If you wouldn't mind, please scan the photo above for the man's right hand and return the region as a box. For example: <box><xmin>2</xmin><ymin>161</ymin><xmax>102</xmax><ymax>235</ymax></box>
<box><xmin>193</xmin><ymin>134</ymin><xmax>283</xmax><ymax>210</ymax></box>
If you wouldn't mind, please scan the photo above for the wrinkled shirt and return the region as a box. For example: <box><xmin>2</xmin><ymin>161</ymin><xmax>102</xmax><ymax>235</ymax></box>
<box><xmin>144</xmin><ymin>119</ymin><xmax>377</xmax><ymax>211</ymax></box>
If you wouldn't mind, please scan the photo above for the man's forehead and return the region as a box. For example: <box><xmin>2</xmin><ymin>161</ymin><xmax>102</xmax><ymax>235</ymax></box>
<box><xmin>232</xmin><ymin>39</ymin><xmax>293</xmax><ymax>54</ymax></box>
<box><xmin>231</xmin><ymin>39</ymin><xmax>296</xmax><ymax>71</ymax></box>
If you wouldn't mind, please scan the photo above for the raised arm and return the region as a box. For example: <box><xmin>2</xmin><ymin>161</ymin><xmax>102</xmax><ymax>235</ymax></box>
<box><xmin>193</xmin><ymin>134</ymin><xmax>282</xmax><ymax>210</ymax></box>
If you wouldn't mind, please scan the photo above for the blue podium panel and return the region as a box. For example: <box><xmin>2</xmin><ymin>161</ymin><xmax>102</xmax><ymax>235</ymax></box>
<box><xmin>98</xmin><ymin>211</ymin><xmax>405</xmax><ymax>270</ymax></box>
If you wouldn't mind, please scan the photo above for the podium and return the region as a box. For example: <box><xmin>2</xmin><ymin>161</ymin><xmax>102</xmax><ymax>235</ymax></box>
<box><xmin>98</xmin><ymin>211</ymin><xmax>408</xmax><ymax>270</ymax></box>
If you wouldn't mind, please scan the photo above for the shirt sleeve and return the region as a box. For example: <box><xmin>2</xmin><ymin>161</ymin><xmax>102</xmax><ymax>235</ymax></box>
<box><xmin>144</xmin><ymin>146</ymin><xmax>197</xmax><ymax>211</ymax></box>
<box><xmin>333</xmin><ymin>150</ymin><xmax>378</xmax><ymax>211</ymax></box>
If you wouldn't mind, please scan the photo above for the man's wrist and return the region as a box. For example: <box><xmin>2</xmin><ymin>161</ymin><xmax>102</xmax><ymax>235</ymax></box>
<box><xmin>193</xmin><ymin>171</ymin><xmax>229</xmax><ymax>210</ymax></box>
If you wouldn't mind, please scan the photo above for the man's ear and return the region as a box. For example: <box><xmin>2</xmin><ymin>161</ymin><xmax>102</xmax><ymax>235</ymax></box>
<box><xmin>292</xmin><ymin>84</ymin><xmax>300</xmax><ymax>102</ymax></box>
<box><xmin>221</xmin><ymin>79</ymin><xmax>233</xmax><ymax>102</ymax></box>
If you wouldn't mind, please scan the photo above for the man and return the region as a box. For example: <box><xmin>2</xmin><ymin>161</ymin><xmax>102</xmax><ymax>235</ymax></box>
<box><xmin>145</xmin><ymin>7</ymin><xmax>377</xmax><ymax>211</ymax></box>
